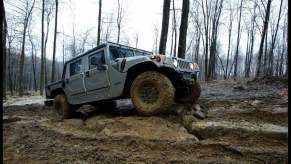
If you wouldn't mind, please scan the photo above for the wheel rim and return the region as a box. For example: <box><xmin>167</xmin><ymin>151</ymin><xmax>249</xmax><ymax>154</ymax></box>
<box><xmin>139</xmin><ymin>82</ymin><xmax>159</xmax><ymax>104</ymax></box>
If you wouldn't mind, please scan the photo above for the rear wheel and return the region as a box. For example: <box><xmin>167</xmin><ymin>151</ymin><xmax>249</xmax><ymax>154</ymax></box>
<box><xmin>130</xmin><ymin>71</ymin><xmax>175</xmax><ymax>115</ymax></box>
<box><xmin>53</xmin><ymin>94</ymin><xmax>75</xmax><ymax>119</ymax></box>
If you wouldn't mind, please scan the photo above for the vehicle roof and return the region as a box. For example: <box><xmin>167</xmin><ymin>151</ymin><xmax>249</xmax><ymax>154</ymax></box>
<box><xmin>65</xmin><ymin>41</ymin><xmax>153</xmax><ymax>64</ymax></box>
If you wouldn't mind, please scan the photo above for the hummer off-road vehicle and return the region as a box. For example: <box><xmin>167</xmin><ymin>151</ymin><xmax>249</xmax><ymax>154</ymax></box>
<box><xmin>46</xmin><ymin>42</ymin><xmax>201</xmax><ymax>118</ymax></box>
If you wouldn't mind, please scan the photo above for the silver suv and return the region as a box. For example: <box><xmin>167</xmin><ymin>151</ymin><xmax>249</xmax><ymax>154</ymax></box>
<box><xmin>46</xmin><ymin>42</ymin><xmax>201</xmax><ymax>118</ymax></box>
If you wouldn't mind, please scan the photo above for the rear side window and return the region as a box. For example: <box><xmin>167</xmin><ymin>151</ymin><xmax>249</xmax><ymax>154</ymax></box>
<box><xmin>109</xmin><ymin>46</ymin><xmax>134</xmax><ymax>61</ymax></box>
<box><xmin>70</xmin><ymin>60</ymin><xmax>82</xmax><ymax>76</ymax></box>
<box><xmin>89</xmin><ymin>50</ymin><xmax>105</xmax><ymax>69</ymax></box>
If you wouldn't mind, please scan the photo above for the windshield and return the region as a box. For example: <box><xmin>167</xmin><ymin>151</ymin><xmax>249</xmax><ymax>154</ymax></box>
<box><xmin>109</xmin><ymin>46</ymin><xmax>151</xmax><ymax>61</ymax></box>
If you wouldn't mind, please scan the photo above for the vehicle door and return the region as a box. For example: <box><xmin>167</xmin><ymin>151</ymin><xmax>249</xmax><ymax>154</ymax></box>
<box><xmin>64</xmin><ymin>58</ymin><xmax>86</xmax><ymax>103</ymax></box>
<box><xmin>84</xmin><ymin>49</ymin><xmax>110</xmax><ymax>100</ymax></box>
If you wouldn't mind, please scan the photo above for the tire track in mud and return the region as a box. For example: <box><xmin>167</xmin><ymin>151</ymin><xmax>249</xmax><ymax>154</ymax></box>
<box><xmin>3</xmin><ymin>79</ymin><xmax>288</xmax><ymax>163</ymax></box>
<box><xmin>4</xmin><ymin>103</ymin><xmax>288</xmax><ymax>163</ymax></box>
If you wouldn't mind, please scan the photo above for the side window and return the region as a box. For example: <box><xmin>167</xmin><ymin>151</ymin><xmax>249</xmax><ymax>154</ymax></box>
<box><xmin>89</xmin><ymin>50</ymin><xmax>105</xmax><ymax>69</ymax></box>
<box><xmin>109</xmin><ymin>46</ymin><xmax>134</xmax><ymax>61</ymax></box>
<box><xmin>70</xmin><ymin>60</ymin><xmax>82</xmax><ymax>76</ymax></box>
<box><xmin>109</xmin><ymin>47</ymin><xmax>120</xmax><ymax>61</ymax></box>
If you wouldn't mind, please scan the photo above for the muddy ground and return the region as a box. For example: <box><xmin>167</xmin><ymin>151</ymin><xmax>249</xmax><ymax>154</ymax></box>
<box><xmin>3</xmin><ymin>78</ymin><xmax>288</xmax><ymax>163</ymax></box>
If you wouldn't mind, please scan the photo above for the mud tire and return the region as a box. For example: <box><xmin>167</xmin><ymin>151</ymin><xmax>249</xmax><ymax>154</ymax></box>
<box><xmin>53</xmin><ymin>95</ymin><xmax>74</xmax><ymax>119</ymax></box>
<box><xmin>178</xmin><ymin>80</ymin><xmax>201</xmax><ymax>104</ymax></box>
<box><xmin>130</xmin><ymin>71</ymin><xmax>175</xmax><ymax>115</ymax></box>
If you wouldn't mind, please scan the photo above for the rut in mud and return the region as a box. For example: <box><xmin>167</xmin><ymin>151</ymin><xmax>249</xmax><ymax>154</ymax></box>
<box><xmin>3</xmin><ymin>78</ymin><xmax>288</xmax><ymax>163</ymax></box>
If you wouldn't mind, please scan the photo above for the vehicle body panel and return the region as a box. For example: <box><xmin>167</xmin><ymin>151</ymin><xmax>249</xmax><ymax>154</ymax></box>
<box><xmin>46</xmin><ymin>42</ymin><xmax>201</xmax><ymax>105</ymax></box>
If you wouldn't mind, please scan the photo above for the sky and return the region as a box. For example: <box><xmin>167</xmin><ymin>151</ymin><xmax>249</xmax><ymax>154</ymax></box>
<box><xmin>5</xmin><ymin>0</ymin><xmax>287</xmax><ymax>62</ymax></box>
<box><xmin>56</xmin><ymin>0</ymin><xmax>166</xmax><ymax>59</ymax></box>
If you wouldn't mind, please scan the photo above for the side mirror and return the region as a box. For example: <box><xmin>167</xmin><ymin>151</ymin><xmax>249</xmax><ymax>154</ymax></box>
<box><xmin>90</xmin><ymin>57</ymin><xmax>98</xmax><ymax>65</ymax></box>
<box><xmin>120</xmin><ymin>58</ymin><xmax>126</xmax><ymax>72</ymax></box>
<box><xmin>114</xmin><ymin>58</ymin><xmax>122</xmax><ymax>63</ymax></box>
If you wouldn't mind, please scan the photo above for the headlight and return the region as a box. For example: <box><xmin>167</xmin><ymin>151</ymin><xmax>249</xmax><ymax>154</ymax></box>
<box><xmin>189</xmin><ymin>63</ymin><xmax>194</xmax><ymax>70</ymax></box>
<box><xmin>193</xmin><ymin>63</ymin><xmax>199</xmax><ymax>69</ymax></box>
<box><xmin>173</xmin><ymin>59</ymin><xmax>178</xmax><ymax>67</ymax></box>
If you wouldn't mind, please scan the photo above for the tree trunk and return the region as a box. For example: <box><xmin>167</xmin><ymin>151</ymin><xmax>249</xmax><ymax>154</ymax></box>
<box><xmin>244</xmin><ymin>30</ymin><xmax>250</xmax><ymax>78</ymax></box>
<box><xmin>44</xmin><ymin>19</ymin><xmax>50</xmax><ymax>86</ymax></box>
<box><xmin>195</xmin><ymin>31</ymin><xmax>200</xmax><ymax>63</ymax></box>
<box><xmin>225</xmin><ymin>5</ymin><xmax>233</xmax><ymax>79</ymax></box>
<box><xmin>201</xmin><ymin>0</ymin><xmax>210</xmax><ymax>80</ymax></box>
<box><xmin>97</xmin><ymin>0</ymin><xmax>102</xmax><ymax>45</ymax></box>
<box><xmin>177</xmin><ymin>0</ymin><xmax>189</xmax><ymax>59</ymax></box>
<box><xmin>170</xmin><ymin>0</ymin><xmax>175</xmax><ymax>57</ymax></box>
<box><xmin>256</xmin><ymin>0</ymin><xmax>272</xmax><ymax>77</ymax></box>
<box><xmin>267</xmin><ymin>0</ymin><xmax>283</xmax><ymax>76</ymax></box>
<box><xmin>116</xmin><ymin>0</ymin><xmax>123</xmax><ymax>44</ymax></box>
<box><xmin>51</xmin><ymin>0</ymin><xmax>59</xmax><ymax>83</ymax></box>
<box><xmin>8</xmin><ymin>43</ymin><xmax>13</xmax><ymax>95</ymax></box>
<box><xmin>159</xmin><ymin>0</ymin><xmax>171</xmax><ymax>54</ymax></box>
<box><xmin>245</xmin><ymin>3</ymin><xmax>256</xmax><ymax>78</ymax></box>
<box><xmin>233</xmin><ymin>0</ymin><xmax>243</xmax><ymax>80</ymax></box>
<box><xmin>2</xmin><ymin>1</ymin><xmax>7</xmax><ymax>98</ymax></box>
<box><xmin>207</xmin><ymin>0</ymin><xmax>223</xmax><ymax>80</ymax></box>
<box><xmin>19</xmin><ymin>20</ymin><xmax>29</xmax><ymax>96</ymax></box>
<box><xmin>31</xmin><ymin>42</ymin><xmax>37</xmax><ymax>92</ymax></box>
<box><xmin>173</xmin><ymin>1</ymin><xmax>177</xmax><ymax>57</ymax></box>
<box><xmin>40</xmin><ymin>0</ymin><xmax>45</xmax><ymax>95</ymax></box>
<box><xmin>263</xmin><ymin>29</ymin><xmax>268</xmax><ymax>75</ymax></box>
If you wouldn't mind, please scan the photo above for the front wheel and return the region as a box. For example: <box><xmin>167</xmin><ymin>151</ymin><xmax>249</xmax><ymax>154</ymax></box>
<box><xmin>130</xmin><ymin>71</ymin><xmax>175</xmax><ymax>115</ymax></box>
<box><xmin>53</xmin><ymin>94</ymin><xmax>75</xmax><ymax>119</ymax></box>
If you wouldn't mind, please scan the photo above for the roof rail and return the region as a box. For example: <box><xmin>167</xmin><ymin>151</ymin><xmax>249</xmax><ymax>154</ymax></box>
<box><xmin>65</xmin><ymin>41</ymin><xmax>153</xmax><ymax>64</ymax></box>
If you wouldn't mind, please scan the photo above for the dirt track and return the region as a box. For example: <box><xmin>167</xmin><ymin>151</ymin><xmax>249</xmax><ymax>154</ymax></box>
<box><xmin>3</xmin><ymin>78</ymin><xmax>288</xmax><ymax>163</ymax></box>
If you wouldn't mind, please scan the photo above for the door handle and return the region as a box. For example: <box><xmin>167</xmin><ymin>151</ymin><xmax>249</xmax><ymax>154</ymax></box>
<box><xmin>85</xmin><ymin>71</ymin><xmax>89</xmax><ymax>77</ymax></box>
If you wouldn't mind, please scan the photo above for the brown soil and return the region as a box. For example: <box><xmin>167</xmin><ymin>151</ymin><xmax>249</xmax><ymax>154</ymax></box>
<box><xmin>4</xmin><ymin>79</ymin><xmax>288</xmax><ymax>163</ymax></box>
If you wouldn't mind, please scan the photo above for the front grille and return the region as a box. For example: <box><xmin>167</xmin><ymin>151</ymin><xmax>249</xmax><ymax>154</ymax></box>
<box><xmin>178</xmin><ymin>60</ymin><xmax>190</xmax><ymax>70</ymax></box>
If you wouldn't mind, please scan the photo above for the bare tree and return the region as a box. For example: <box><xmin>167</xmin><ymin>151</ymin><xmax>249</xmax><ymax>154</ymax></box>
<box><xmin>256</xmin><ymin>0</ymin><xmax>272</xmax><ymax>77</ymax></box>
<box><xmin>207</xmin><ymin>0</ymin><xmax>223</xmax><ymax>80</ymax></box>
<box><xmin>201</xmin><ymin>0</ymin><xmax>211</xmax><ymax>79</ymax></box>
<box><xmin>102</xmin><ymin>13</ymin><xmax>114</xmax><ymax>42</ymax></box>
<box><xmin>80</xmin><ymin>28</ymin><xmax>92</xmax><ymax>52</ymax></box>
<box><xmin>170</xmin><ymin>0</ymin><xmax>178</xmax><ymax>57</ymax></box>
<box><xmin>278</xmin><ymin>14</ymin><xmax>287</xmax><ymax>76</ymax></box>
<box><xmin>225</xmin><ymin>0</ymin><xmax>234</xmax><ymax>79</ymax></box>
<box><xmin>40</xmin><ymin>0</ymin><xmax>45</xmax><ymax>95</ymax></box>
<box><xmin>177</xmin><ymin>0</ymin><xmax>190</xmax><ymax>59</ymax></box>
<box><xmin>28</xmin><ymin>25</ymin><xmax>37</xmax><ymax>92</ymax></box>
<box><xmin>97</xmin><ymin>0</ymin><xmax>102</xmax><ymax>45</ymax></box>
<box><xmin>44</xmin><ymin>0</ymin><xmax>54</xmax><ymax>86</ymax></box>
<box><xmin>51</xmin><ymin>0</ymin><xmax>59</xmax><ymax>82</ymax></box>
<box><xmin>159</xmin><ymin>0</ymin><xmax>171</xmax><ymax>54</ymax></box>
<box><xmin>192</xmin><ymin>3</ymin><xmax>201</xmax><ymax>63</ymax></box>
<box><xmin>134</xmin><ymin>33</ymin><xmax>139</xmax><ymax>48</ymax></box>
<box><xmin>233</xmin><ymin>0</ymin><xmax>243</xmax><ymax>80</ymax></box>
<box><xmin>245</xmin><ymin>1</ymin><xmax>257</xmax><ymax>78</ymax></box>
<box><xmin>69</xmin><ymin>23</ymin><xmax>77</xmax><ymax>57</ymax></box>
<box><xmin>18</xmin><ymin>0</ymin><xmax>35</xmax><ymax>96</ymax></box>
<box><xmin>6</xmin><ymin>21</ymin><xmax>17</xmax><ymax>95</ymax></box>
<box><xmin>153</xmin><ymin>25</ymin><xmax>159</xmax><ymax>54</ymax></box>
<box><xmin>2</xmin><ymin>0</ymin><xmax>7</xmax><ymax>98</ymax></box>
<box><xmin>116</xmin><ymin>0</ymin><xmax>124</xmax><ymax>44</ymax></box>
<box><xmin>266</xmin><ymin>0</ymin><xmax>283</xmax><ymax>76</ymax></box>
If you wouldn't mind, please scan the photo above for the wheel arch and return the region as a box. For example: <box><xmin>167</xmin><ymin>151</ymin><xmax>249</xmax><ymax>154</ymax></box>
<box><xmin>49</xmin><ymin>88</ymin><xmax>65</xmax><ymax>99</ymax></box>
<box><xmin>122</xmin><ymin>62</ymin><xmax>181</xmax><ymax>97</ymax></box>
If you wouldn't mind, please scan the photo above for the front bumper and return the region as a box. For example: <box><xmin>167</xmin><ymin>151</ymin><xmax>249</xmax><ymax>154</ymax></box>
<box><xmin>174</xmin><ymin>70</ymin><xmax>200</xmax><ymax>97</ymax></box>
<box><xmin>178</xmin><ymin>70</ymin><xmax>200</xmax><ymax>83</ymax></box>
